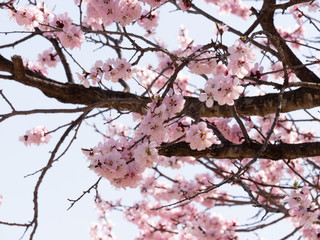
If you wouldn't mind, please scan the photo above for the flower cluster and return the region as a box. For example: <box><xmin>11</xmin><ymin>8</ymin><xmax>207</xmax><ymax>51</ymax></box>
<box><xmin>8</xmin><ymin>4</ymin><xmax>84</xmax><ymax>50</ymax></box>
<box><xmin>83</xmin><ymin>137</ymin><xmax>154</xmax><ymax>189</ymax></box>
<box><xmin>199</xmin><ymin>75</ymin><xmax>243</xmax><ymax>107</ymax></box>
<box><xmin>84</xmin><ymin>90</ymin><xmax>188</xmax><ymax>188</ymax></box>
<box><xmin>81</xmin><ymin>0</ymin><xmax>142</xmax><ymax>29</ymax></box>
<box><xmin>121</xmin><ymin>199</ymin><xmax>238</xmax><ymax>240</ymax></box>
<box><xmin>8</xmin><ymin>3</ymin><xmax>46</xmax><ymax>30</ymax></box>
<box><xmin>90</xmin><ymin>198</ymin><xmax>118</xmax><ymax>240</ymax></box>
<box><xmin>135</xmin><ymin>90</ymin><xmax>186</xmax><ymax>144</ymax></box>
<box><xmin>22</xmin><ymin>48</ymin><xmax>60</xmax><ymax>76</ymax></box>
<box><xmin>52</xmin><ymin>13</ymin><xmax>84</xmax><ymax>50</ymax></box>
<box><xmin>284</xmin><ymin>186</ymin><xmax>318</xmax><ymax>229</ymax></box>
<box><xmin>228</xmin><ymin>39</ymin><xmax>256</xmax><ymax>78</ymax></box>
<box><xmin>138</xmin><ymin>10</ymin><xmax>159</xmax><ymax>35</ymax></box>
<box><xmin>203</xmin><ymin>0</ymin><xmax>251</xmax><ymax>19</ymax></box>
<box><xmin>19</xmin><ymin>126</ymin><xmax>51</xmax><ymax>146</ymax></box>
<box><xmin>77</xmin><ymin>58</ymin><xmax>133</xmax><ymax>88</ymax></box>
<box><xmin>185</xmin><ymin>122</ymin><xmax>217</xmax><ymax>150</ymax></box>
<box><xmin>37</xmin><ymin>47</ymin><xmax>59</xmax><ymax>68</ymax></box>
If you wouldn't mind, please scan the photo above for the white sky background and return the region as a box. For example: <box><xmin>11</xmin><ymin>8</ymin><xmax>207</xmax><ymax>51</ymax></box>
<box><xmin>0</xmin><ymin>0</ymin><xmax>318</xmax><ymax>239</ymax></box>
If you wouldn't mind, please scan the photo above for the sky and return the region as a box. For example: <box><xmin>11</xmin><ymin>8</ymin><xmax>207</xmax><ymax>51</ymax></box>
<box><xmin>0</xmin><ymin>0</ymin><xmax>317</xmax><ymax>239</ymax></box>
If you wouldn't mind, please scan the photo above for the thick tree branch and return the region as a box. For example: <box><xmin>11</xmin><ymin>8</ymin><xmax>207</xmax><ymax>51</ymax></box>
<box><xmin>1</xmin><ymin>55</ymin><xmax>320</xmax><ymax>118</ymax></box>
<box><xmin>158</xmin><ymin>141</ymin><xmax>320</xmax><ymax>160</ymax></box>
<box><xmin>260</xmin><ymin>0</ymin><xmax>320</xmax><ymax>83</ymax></box>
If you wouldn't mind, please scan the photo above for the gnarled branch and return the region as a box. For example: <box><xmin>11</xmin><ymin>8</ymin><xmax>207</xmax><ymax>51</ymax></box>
<box><xmin>159</xmin><ymin>141</ymin><xmax>320</xmax><ymax>160</ymax></box>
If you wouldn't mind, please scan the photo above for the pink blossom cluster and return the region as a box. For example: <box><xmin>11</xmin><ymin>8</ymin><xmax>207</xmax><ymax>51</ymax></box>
<box><xmin>137</xmin><ymin>10</ymin><xmax>159</xmax><ymax>35</ymax></box>
<box><xmin>176</xmin><ymin>0</ymin><xmax>192</xmax><ymax>11</ymax></box>
<box><xmin>185</xmin><ymin>122</ymin><xmax>217</xmax><ymax>150</ymax></box>
<box><xmin>37</xmin><ymin>47</ymin><xmax>59</xmax><ymax>68</ymax></box>
<box><xmin>277</xmin><ymin>25</ymin><xmax>305</xmax><ymax>50</ymax></box>
<box><xmin>140</xmin><ymin>0</ymin><xmax>168</xmax><ymax>8</ymax></box>
<box><xmin>141</xmin><ymin>173</ymin><xmax>230</xmax><ymax>208</ymax></box>
<box><xmin>213</xmin><ymin>117</ymin><xmax>245</xmax><ymax>143</ymax></box>
<box><xmin>52</xmin><ymin>13</ymin><xmax>84</xmax><ymax>50</ymax></box>
<box><xmin>90</xmin><ymin>198</ymin><xmax>118</xmax><ymax>240</ymax></box>
<box><xmin>80</xmin><ymin>0</ymin><xmax>142</xmax><ymax>29</ymax></box>
<box><xmin>254</xmin><ymin>159</ymin><xmax>285</xmax><ymax>186</ymax></box>
<box><xmin>23</xmin><ymin>58</ymin><xmax>49</xmax><ymax>76</ymax></box>
<box><xmin>166</xmin><ymin>117</ymin><xmax>192</xmax><ymax>143</ymax></box>
<box><xmin>135</xmin><ymin>90</ymin><xmax>186</xmax><ymax>144</ymax></box>
<box><xmin>228</xmin><ymin>39</ymin><xmax>256</xmax><ymax>78</ymax></box>
<box><xmin>284</xmin><ymin>186</ymin><xmax>319</xmax><ymax>229</ymax></box>
<box><xmin>77</xmin><ymin>0</ymin><xmax>193</xmax><ymax>31</ymax></box>
<box><xmin>121</xmin><ymin>199</ymin><xmax>238</xmax><ymax>239</ymax></box>
<box><xmin>21</xmin><ymin>48</ymin><xmax>59</xmax><ymax>76</ymax></box>
<box><xmin>8</xmin><ymin>4</ymin><xmax>84</xmax><ymax>50</ymax></box>
<box><xmin>83</xmin><ymin>137</ymin><xmax>153</xmax><ymax>189</ymax></box>
<box><xmin>84</xmin><ymin>91</ymin><xmax>189</xmax><ymax>188</ymax></box>
<box><xmin>203</xmin><ymin>0</ymin><xmax>252</xmax><ymax>20</ymax></box>
<box><xmin>77</xmin><ymin>58</ymin><xmax>133</xmax><ymax>88</ymax></box>
<box><xmin>103</xmin><ymin>58</ymin><xmax>133</xmax><ymax>83</ymax></box>
<box><xmin>247</xmin><ymin>62</ymin><xmax>268</xmax><ymax>82</ymax></box>
<box><xmin>289</xmin><ymin>1</ymin><xmax>319</xmax><ymax>25</ymax></box>
<box><xmin>19</xmin><ymin>126</ymin><xmax>51</xmax><ymax>146</ymax></box>
<box><xmin>8</xmin><ymin>3</ymin><xmax>47</xmax><ymax>30</ymax></box>
<box><xmin>199</xmin><ymin>75</ymin><xmax>243</xmax><ymax>107</ymax></box>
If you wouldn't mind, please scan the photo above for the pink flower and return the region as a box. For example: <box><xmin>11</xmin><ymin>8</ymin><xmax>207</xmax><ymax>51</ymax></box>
<box><xmin>227</xmin><ymin>39</ymin><xmax>256</xmax><ymax>78</ymax></box>
<box><xmin>138</xmin><ymin>10</ymin><xmax>159</xmax><ymax>35</ymax></box>
<box><xmin>199</xmin><ymin>75</ymin><xmax>243</xmax><ymax>107</ymax></box>
<box><xmin>76</xmin><ymin>72</ymin><xmax>90</xmax><ymax>88</ymax></box>
<box><xmin>185</xmin><ymin>122</ymin><xmax>216</xmax><ymax>151</ymax></box>
<box><xmin>133</xmin><ymin>141</ymin><xmax>158</xmax><ymax>170</ymax></box>
<box><xmin>37</xmin><ymin>48</ymin><xmax>59</xmax><ymax>68</ymax></box>
<box><xmin>103</xmin><ymin>58</ymin><xmax>133</xmax><ymax>83</ymax></box>
<box><xmin>19</xmin><ymin>126</ymin><xmax>51</xmax><ymax>146</ymax></box>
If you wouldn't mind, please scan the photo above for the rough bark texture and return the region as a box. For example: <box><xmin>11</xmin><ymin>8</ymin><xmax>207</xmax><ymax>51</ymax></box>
<box><xmin>260</xmin><ymin>0</ymin><xmax>320</xmax><ymax>83</ymax></box>
<box><xmin>159</xmin><ymin>141</ymin><xmax>320</xmax><ymax>160</ymax></box>
<box><xmin>1</xmin><ymin>55</ymin><xmax>320</xmax><ymax>118</ymax></box>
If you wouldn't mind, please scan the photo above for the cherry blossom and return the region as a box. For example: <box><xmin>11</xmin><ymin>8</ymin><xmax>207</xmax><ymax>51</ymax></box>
<box><xmin>284</xmin><ymin>186</ymin><xmax>319</xmax><ymax>229</ymax></box>
<box><xmin>37</xmin><ymin>47</ymin><xmax>59</xmax><ymax>68</ymax></box>
<box><xmin>19</xmin><ymin>126</ymin><xmax>51</xmax><ymax>146</ymax></box>
<box><xmin>102</xmin><ymin>58</ymin><xmax>133</xmax><ymax>83</ymax></box>
<box><xmin>185</xmin><ymin>122</ymin><xmax>217</xmax><ymax>151</ymax></box>
<box><xmin>199</xmin><ymin>75</ymin><xmax>243</xmax><ymax>107</ymax></box>
<box><xmin>3</xmin><ymin>0</ymin><xmax>320</xmax><ymax>239</ymax></box>
<box><xmin>138</xmin><ymin>10</ymin><xmax>159</xmax><ymax>35</ymax></box>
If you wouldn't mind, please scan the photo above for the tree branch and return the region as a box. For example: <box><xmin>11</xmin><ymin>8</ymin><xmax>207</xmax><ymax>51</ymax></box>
<box><xmin>158</xmin><ymin>141</ymin><xmax>320</xmax><ymax>160</ymax></box>
<box><xmin>1</xmin><ymin>55</ymin><xmax>320</xmax><ymax>118</ymax></box>
<box><xmin>260</xmin><ymin>0</ymin><xmax>320</xmax><ymax>83</ymax></box>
